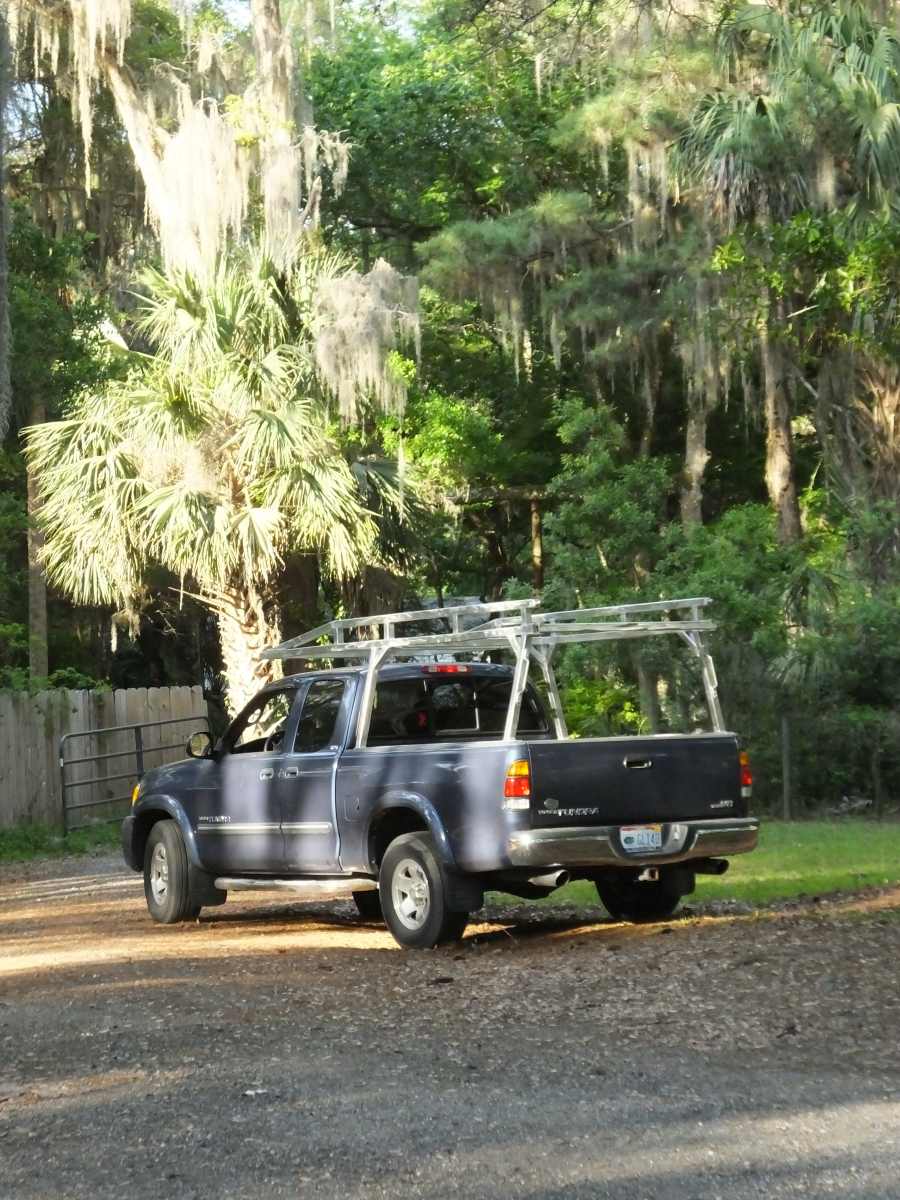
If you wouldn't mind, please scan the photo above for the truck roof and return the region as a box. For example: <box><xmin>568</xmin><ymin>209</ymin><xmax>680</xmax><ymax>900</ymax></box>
<box><xmin>268</xmin><ymin>661</ymin><xmax>516</xmax><ymax>691</ymax></box>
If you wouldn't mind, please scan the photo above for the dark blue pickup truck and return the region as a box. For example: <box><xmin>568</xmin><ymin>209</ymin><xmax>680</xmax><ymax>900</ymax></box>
<box><xmin>123</xmin><ymin>600</ymin><xmax>758</xmax><ymax>949</ymax></box>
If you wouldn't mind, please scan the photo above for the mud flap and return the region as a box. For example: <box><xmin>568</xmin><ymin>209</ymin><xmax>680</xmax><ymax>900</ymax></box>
<box><xmin>664</xmin><ymin>865</ymin><xmax>696</xmax><ymax>897</ymax></box>
<box><xmin>189</xmin><ymin>865</ymin><xmax>227</xmax><ymax>908</ymax></box>
<box><xmin>444</xmin><ymin>870</ymin><xmax>484</xmax><ymax>913</ymax></box>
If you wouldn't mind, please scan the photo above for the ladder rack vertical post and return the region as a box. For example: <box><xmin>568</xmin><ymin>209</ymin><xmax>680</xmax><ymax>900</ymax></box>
<box><xmin>355</xmin><ymin>643</ymin><xmax>393</xmax><ymax>749</ymax></box>
<box><xmin>678</xmin><ymin>630</ymin><xmax>724</xmax><ymax>732</ymax></box>
<box><xmin>503</xmin><ymin>632</ymin><xmax>532</xmax><ymax>741</ymax></box>
<box><xmin>531</xmin><ymin>644</ymin><xmax>567</xmax><ymax>740</ymax></box>
<box><xmin>697</xmin><ymin>635</ymin><xmax>724</xmax><ymax>732</ymax></box>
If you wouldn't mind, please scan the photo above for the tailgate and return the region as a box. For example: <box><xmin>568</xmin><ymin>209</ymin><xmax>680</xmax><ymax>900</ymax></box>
<box><xmin>527</xmin><ymin>734</ymin><xmax>743</xmax><ymax>825</ymax></box>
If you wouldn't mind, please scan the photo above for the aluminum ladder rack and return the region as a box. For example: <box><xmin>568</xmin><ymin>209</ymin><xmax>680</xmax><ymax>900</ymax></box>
<box><xmin>260</xmin><ymin>597</ymin><xmax>723</xmax><ymax>746</ymax></box>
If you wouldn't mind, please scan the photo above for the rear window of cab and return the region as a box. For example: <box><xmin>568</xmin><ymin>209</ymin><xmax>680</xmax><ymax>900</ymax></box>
<box><xmin>368</xmin><ymin>675</ymin><xmax>548</xmax><ymax>744</ymax></box>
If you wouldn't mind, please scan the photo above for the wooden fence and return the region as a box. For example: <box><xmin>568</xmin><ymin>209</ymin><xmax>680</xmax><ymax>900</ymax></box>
<box><xmin>0</xmin><ymin>686</ymin><xmax>208</xmax><ymax>829</ymax></box>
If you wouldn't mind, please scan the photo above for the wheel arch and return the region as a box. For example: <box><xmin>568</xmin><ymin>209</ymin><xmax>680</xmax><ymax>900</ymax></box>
<box><xmin>131</xmin><ymin>798</ymin><xmax>201</xmax><ymax>870</ymax></box>
<box><xmin>366</xmin><ymin>796</ymin><xmax>455</xmax><ymax>873</ymax></box>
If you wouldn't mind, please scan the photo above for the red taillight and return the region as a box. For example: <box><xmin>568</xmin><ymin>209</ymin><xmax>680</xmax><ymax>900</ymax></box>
<box><xmin>739</xmin><ymin>750</ymin><xmax>753</xmax><ymax>791</ymax></box>
<box><xmin>424</xmin><ymin>663</ymin><xmax>470</xmax><ymax>674</ymax></box>
<box><xmin>503</xmin><ymin>759</ymin><xmax>531</xmax><ymax>809</ymax></box>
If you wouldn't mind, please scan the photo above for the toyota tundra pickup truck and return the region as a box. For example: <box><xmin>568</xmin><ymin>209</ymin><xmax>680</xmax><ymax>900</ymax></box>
<box><xmin>122</xmin><ymin>598</ymin><xmax>758</xmax><ymax>948</ymax></box>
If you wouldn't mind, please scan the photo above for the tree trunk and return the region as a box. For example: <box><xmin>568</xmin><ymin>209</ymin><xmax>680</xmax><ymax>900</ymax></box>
<box><xmin>679</xmin><ymin>279</ymin><xmax>717</xmax><ymax>527</ymax></box>
<box><xmin>530</xmin><ymin>495</ymin><xmax>544</xmax><ymax>593</ymax></box>
<box><xmin>636</xmin><ymin>661</ymin><xmax>660</xmax><ymax>733</ymax></box>
<box><xmin>0</xmin><ymin>8</ymin><xmax>11</xmax><ymax>442</ymax></box>
<box><xmin>638</xmin><ymin>350</ymin><xmax>660</xmax><ymax>459</ymax></box>
<box><xmin>760</xmin><ymin>306</ymin><xmax>802</xmax><ymax>544</ymax></box>
<box><xmin>279</xmin><ymin>553</ymin><xmax>319</xmax><ymax>642</ymax></box>
<box><xmin>680</xmin><ymin>394</ymin><xmax>709</xmax><ymax>526</ymax></box>
<box><xmin>27</xmin><ymin>401</ymin><xmax>48</xmax><ymax>680</ymax></box>
<box><xmin>216</xmin><ymin>586</ymin><xmax>282</xmax><ymax>715</ymax></box>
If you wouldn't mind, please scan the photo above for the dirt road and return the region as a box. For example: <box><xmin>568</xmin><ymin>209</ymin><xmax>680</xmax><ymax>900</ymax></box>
<box><xmin>2</xmin><ymin>854</ymin><xmax>900</xmax><ymax>1199</ymax></box>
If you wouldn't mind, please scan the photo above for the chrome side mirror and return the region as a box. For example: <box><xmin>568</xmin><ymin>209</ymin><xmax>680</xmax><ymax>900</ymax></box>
<box><xmin>186</xmin><ymin>730</ymin><xmax>212</xmax><ymax>759</ymax></box>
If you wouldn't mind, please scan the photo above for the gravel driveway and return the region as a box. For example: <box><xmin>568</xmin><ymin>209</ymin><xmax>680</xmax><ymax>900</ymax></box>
<box><xmin>2</xmin><ymin>853</ymin><xmax>899</xmax><ymax>1199</ymax></box>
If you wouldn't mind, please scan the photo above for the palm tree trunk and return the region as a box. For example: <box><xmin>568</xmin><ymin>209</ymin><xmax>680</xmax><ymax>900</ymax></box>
<box><xmin>27</xmin><ymin>401</ymin><xmax>49</xmax><ymax>680</ymax></box>
<box><xmin>279</xmin><ymin>553</ymin><xmax>319</xmax><ymax>641</ymax></box>
<box><xmin>759</xmin><ymin>304</ymin><xmax>802</xmax><ymax>544</ymax></box>
<box><xmin>216</xmin><ymin>586</ymin><xmax>282</xmax><ymax>715</ymax></box>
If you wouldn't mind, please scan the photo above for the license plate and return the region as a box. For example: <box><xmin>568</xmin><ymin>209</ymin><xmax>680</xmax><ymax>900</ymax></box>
<box><xmin>620</xmin><ymin>824</ymin><xmax>663</xmax><ymax>852</ymax></box>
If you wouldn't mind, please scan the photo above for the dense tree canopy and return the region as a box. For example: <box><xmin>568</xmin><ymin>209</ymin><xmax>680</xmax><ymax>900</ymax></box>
<box><xmin>1</xmin><ymin>0</ymin><xmax>897</xmax><ymax>806</ymax></box>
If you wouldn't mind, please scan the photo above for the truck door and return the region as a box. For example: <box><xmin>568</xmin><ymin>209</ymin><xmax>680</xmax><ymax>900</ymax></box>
<box><xmin>195</xmin><ymin>686</ymin><xmax>300</xmax><ymax>875</ymax></box>
<box><xmin>277</xmin><ymin>678</ymin><xmax>351</xmax><ymax>873</ymax></box>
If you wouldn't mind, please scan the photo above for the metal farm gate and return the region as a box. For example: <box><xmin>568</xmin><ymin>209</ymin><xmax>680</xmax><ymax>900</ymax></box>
<box><xmin>21</xmin><ymin>686</ymin><xmax>212</xmax><ymax>834</ymax></box>
<box><xmin>60</xmin><ymin>711</ymin><xmax>210</xmax><ymax>833</ymax></box>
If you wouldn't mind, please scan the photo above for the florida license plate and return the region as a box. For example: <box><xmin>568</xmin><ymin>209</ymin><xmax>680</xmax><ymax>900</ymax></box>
<box><xmin>620</xmin><ymin>824</ymin><xmax>663</xmax><ymax>852</ymax></box>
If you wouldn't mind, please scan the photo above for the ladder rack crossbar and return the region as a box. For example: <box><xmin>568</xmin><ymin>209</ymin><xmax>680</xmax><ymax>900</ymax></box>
<box><xmin>484</xmin><ymin>597</ymin><xmax>712</xmax><ymax>629</ymax></box>
<box><xmin>263</xmin><ymin>598</ymin><xmax>539</xmax><ymax>658</ymax></box>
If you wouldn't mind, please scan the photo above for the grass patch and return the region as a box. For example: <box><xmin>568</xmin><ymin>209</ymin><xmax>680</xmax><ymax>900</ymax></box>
<box><xmin>0</xmin><ymin>821</ymin><xmax>121</xmax><ymax>863</ymax></box>
<box><xmin>496</xmin><ymin>820</ymin><xmax>900</xmax><ymax>910</ymax></box>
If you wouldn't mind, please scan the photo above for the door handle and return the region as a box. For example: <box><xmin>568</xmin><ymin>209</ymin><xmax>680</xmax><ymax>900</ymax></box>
<box><xmin>259</xmin><ymin>768</ymin><xmax>274</xmax><ymax>781</ymax></box>
<box><xmin>280</xmin><ymin>767</ymin><xmax>300</xmax><ymax>779</ymax></box>
<box><xmin>623</xmin><ymin>757</ymin><xmax>652</xmax><ymax>769</ymax></box>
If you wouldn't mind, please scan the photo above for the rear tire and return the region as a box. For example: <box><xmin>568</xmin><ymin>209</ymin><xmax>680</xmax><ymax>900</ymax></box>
<box><xmin>379</xmin><ymin>832</ymin><xmax>468</xmax><ymax>949</ymax></box>
<box><xmin>595</xmin><ymin>870</ymin><xmax>682</xmax><ymax>923</ymax></box>
<box><xmin>144</xmin><ymin>819</ymin><xmax>200</xmax><ymax>924</ymax></box>
<box><xmin>352</xmin><ymin>888</ymin><xmax>383</xmax><ymax>922</ymax></box>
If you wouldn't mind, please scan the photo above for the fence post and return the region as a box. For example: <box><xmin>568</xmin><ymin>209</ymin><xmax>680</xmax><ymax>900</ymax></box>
<box><xmin>134</xmin><ymin>725</ymin><xmax>145</xmax><ymax>779</ymax></box>
<box><xmin>872</xmin><ymin>744</ymin><xmax>884</xmax><ymax>822</ymax></box>
<box><xmin>60</xmin><ymin>735</ymin><xmax>68</xmax><ymax>836</ymax></box>
<box><xmin>781</xmin><ymin>714</ymin><xmax>792</xmax><ymax>821</ymax></box>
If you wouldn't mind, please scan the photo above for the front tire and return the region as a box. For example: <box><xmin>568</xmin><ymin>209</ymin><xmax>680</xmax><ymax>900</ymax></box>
<box><xmin>143</xmin><ymin>819</ymin><xmax>200</xmax><ymax>924</ymax></box>
<box><xmin>595</xmin><ymin>870</ymin><xmax>682</xmax><ymax>923</ymax></box>
<box><xmin>379</xmin><ymin>832</ymin><xmax>468</xmax><ymax>949</ymax></box>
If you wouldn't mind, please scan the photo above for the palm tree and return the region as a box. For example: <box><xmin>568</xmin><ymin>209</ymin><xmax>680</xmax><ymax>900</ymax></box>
<box><xmin>26</xmin><ymin>241</ymin><xmax>385</xmax><ymax>711</ymax></box>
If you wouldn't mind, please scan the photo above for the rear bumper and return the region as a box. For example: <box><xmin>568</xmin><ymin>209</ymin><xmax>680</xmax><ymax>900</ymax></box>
<box><xmin>507</xmin><ymin>817</ymin><xmax>759</xmax><ymax>869</ymax></box>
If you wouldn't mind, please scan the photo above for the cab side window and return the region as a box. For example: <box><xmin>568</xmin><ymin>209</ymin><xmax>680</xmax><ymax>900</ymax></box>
<box><xmin>294</xmin><ymin>679</ymin><xmax>347</xmax><ymax>753</ymax></box>
<box><xmin>230</xmin><ymin>690</ymin><xmax>295</xmax><ymax>755</ymax></box>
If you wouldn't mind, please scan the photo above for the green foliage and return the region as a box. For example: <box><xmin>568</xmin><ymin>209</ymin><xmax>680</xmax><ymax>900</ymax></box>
<box><xmin>713</xmin><ymin>212</ymin><xmax>900</xmax><ymax>359</ymax></box>
<box><xmin>561</xmin><ymin>676</ymin><xmax>647</xmax><ymax>738</ymax></box>
<box><xmin>309</xmin><ymin>12</ymin><xmax>589</xmax><ymax>254</ymax></box>
<box><xmin>7</xmin><ymin>207</ymin><xmax>112</xmax><ymax>425</ymax></box>
<box><xmin>1</xmin><ymin>212</ymin><xmax>116</xmax><ymax>686</ymax></box>
<box><xmin>544</xmin><ymin>398</ymin><xmax>671</xmax><ymax>603</ymax></box>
